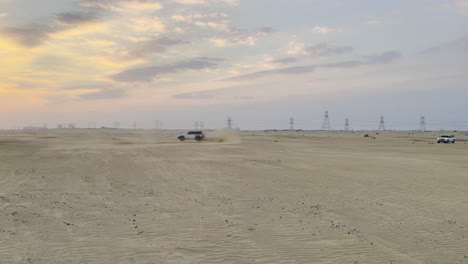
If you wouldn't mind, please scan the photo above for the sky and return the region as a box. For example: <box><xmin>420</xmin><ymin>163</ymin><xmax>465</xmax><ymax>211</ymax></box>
<box><xmin>0</xmin><ymin>0</ymin><xmax>467</xmax><ymax>130</ymax></box>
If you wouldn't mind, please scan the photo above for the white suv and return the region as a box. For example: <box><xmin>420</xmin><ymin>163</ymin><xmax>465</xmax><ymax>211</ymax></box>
<box><xmin>177</xmin><ymin>131</ymin><xmax>205</xmax><ymax>141</ymax></box>
<box><xmin>437</xmin><ymin>135</ymin><xmax>455</xmax><ymax>144</ymax></box>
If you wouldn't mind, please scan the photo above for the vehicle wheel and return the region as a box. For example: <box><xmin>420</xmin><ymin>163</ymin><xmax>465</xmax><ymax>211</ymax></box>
<box><xmin>453</xmin><ymin>141</ymin><xmax>455</xmax><ymax>144</ymax></box>
<box><xmin>195</xmin><ymin>136</ymin><xmax>202</xmax><ymax>141</ymax></box>
<box><xmin>178</xmin><ymin>136</ymin><xmax>185</xmax><ymax>141</ymax></box>
<box><xmin>437</xmin><ymin>141</ymin><xmax>440</xmax><ymax>144</ymax></box>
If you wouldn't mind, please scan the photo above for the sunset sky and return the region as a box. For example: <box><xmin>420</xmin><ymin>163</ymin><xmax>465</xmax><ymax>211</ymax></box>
<box><xmin>1</xmin><ymin>0</ymin><xmax>467</xmax><ymax>130</ymax></box>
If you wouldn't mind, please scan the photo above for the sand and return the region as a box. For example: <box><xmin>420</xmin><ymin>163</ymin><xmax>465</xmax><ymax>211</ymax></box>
<box><xmin>0</xmin><ymin>129</ymin><xmax>467</xmax><ymax>263</ymax></box>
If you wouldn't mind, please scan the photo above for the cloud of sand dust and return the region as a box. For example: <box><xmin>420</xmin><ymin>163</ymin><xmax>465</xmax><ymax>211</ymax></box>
<box><xmin>205</xmin><ymin>129</ymin><xmax>241</xmax><ymax>143</ymax></box>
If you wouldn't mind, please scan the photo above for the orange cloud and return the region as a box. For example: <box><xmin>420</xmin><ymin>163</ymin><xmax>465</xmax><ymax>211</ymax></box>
<box><xmin>0</xmin><ymin>82</ymin><xmax>17</xmax><ymax>90</ymax></box>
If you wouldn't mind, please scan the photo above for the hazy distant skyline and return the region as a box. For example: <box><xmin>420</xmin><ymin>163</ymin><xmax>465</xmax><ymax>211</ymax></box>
<box><xmin>1</xmin><ymin>0</ymin><xmax>467</xmax><ymax>130</ymax></box>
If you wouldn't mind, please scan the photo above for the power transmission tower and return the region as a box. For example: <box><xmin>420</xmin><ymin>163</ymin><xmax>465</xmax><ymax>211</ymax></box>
<box><xmin>227</xmin><ymin>116</ymin><xmax>232</xmax><ymax>129</ymax></box>
<box><xmin>88</xmin><ymin>121</ymin><xmax>96</xmax><ymax>129</ymax></box>
<box><xmin>194</xmin><ymin>121</ymin><xmax>199</xmax><ymax>130</ymax></box>
<box><xmin>321</xmin><ymin>111</ymin><xmax>332</xmax><ymax>130</ymax></box>
<box><xmin>344</xmin><ymin>118</ymin><xmax>350</xmax><ymax>131</ymax></box>
<box><xmin>200</xmin><ymin>121</ymin><xmax>204</xmax><ymax>130</ymax></box>
<box><xmin>419</xmin><ymin>116</ymin><xmax>426</xmax><ymax>132</ymax></box>
<box><xmin>132</xmin><ymin>121</ymin><xmax>137</xmax><ymax>130</ymax></box>
<box><xmin>289</xmin><ymin>118</ymin><xmax>295</xmax><ymax>130</ymax></box>
<box><xmin>155</xmin><ymin>120</ymin><xmax>164</xmax><ymax>130</ymax></box>
<box><xmin>378</xmin><ymin>116</ymin><xmax>386</xmax><ymax>131</ymax></box>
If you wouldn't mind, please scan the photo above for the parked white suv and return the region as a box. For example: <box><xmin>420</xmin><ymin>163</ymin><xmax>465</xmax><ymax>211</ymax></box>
<box><xmin>437</xmin><ymin>135</ymin><xmax>455</xmax><ymax>144</ymax></box>
<box><xmin>177</xmin><ymin>131</ymin><xmax>205</xmax><ymax>141</ymax></box>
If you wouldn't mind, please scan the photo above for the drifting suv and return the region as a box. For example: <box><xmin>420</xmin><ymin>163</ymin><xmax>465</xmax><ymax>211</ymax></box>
<box><xmin>437</xmin><ymin>135</ymin><xmax>455</xmax><ymax>144</ymax></box>
<box><xmin>177</xmin><ymin>131</ymin><xmax>205</xmax><ymax>141</ymax></box>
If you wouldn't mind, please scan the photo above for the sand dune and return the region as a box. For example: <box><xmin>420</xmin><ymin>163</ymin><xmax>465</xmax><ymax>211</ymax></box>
<box><xmin>0</xmin><ymin>130</ymin><xmax>467</xmax><ymax>263</ymax></box>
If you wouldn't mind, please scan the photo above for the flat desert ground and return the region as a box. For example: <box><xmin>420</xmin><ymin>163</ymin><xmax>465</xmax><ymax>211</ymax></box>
<box><xmin>0</xmin><ymin>130</ymin><xmax>467</xmax><ymax>264</ymax></box>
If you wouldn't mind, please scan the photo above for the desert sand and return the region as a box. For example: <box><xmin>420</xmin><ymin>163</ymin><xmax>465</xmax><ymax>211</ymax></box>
<box><xmin>0</xmin><ymin>129</ymin><xmax>467</xmax><ymax>263</ymax></box>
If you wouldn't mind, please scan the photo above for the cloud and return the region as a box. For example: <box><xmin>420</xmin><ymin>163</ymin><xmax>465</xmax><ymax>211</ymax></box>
<box><xmin>0</xmin><ymin>82</ymin><xmax>17</xmax><ymax>89</ymax></box>
<box><xmin>79</xmin><ymin>88</ymin><xmax>126</xmax><ymax>100</ymax></box>
<box><xmin>367</xmin><ymin>20</ymin><xmax>382</xmax><ymax>25</ymax></box>
<box><xmin>170</xmin><ymin>10</ymin><xmax>273</xmax><ymax>48</ymax></box>
<box><xmin>0</xmin><ymin>13</ymin><xmax>7</xmax><ymax>18</ymax></box>
<box><xmin>111</xmin><ymin>57</ymin><xmax>223</xmax><ymax>82</ymax></box>
<box><xmin>80</xmin><ymin>0</ymin><xmax>162</xmax><ymax>12</ymax></box>
<box><xmin>366</xmin><ymin>19</ymin><xmax>395</xmax><ymax>25</ymax></box>
<box><xmin>171</xmin><ymin>12</ymin><xmax>228</xmax><ymax>23</ymax></box>
<box><xmin>118</xmin><ymin>0</ymin><xmax>163</xmax><ymax>10</ymax></box>
<box><xmin>208</xmin><ymin>27</ymin><xmax>275</xmax><ymax>47</ymax></box>
<box><xmin>173</xmin><ymin>91</ymin><xmax>215</xmax><ymax>99</ymax></box>
<box><xmin>0</xmin><ymin>24</ymin><xmax>53</xmax><ymax>47</ymax></box>
<box><xmin>208</xmin><ymin>36</ymin><xmax>256</xmax><ymax>47</ymax></box>
<box><xmin>127</xmin><ymin>16</ymin><xmax>166</xmax><ymax>33</ymax></box>
<box><xmin>252</xmin><ymin>27</ymin><xmax>275</xmax><ymax>36</ymax></box>
<box><xmin>171</xmin><ymin>0</ymin><xmax>240</xmax><ymax>6</ymax></box>
<box><xmin>223</xmin><ymin>65</ymin><xmax>316</xmax><ymax>82</ymax></box>
<box><xmin>172</xmin><ymin>85</ymin><xmax>257</xmax><ymax>101</ymax></box>
<box><xmin>172</xmin><ymin>0</ymin><xmax>206</xmax><ymax>4</ymax></box>
<box><xmin>288</xmin><ymin>42</ymin><xmax>353</xmax><ymax>57</ymax></box>
<box><xmin>228</xmin><ymin>26</ymin><xmax>275</xmax><ymax>36</ymax></box>
<box><xmin>79</xmin><ymin>0</ymin><xmax>116</xmax><ymax>10</ymax></box>
<box><xmin>223</xmin><ymin>50</ymin><xmax>401</xmax><ymax>82</ymax></box>
<box><xmin>170</xmin><ymin>12</ymin><xmax>230</xmax><ymax>33</ymax></box>
<box><xmin>124</xmin><ymin>36</ymin><xmax>189</xmax><ymax>59</ymax></box>
<box><xmin>267</xmin><ymin>57</ymin><xmax>299</xmax><ymax>65</ymax></box>
<box><xmin>319</xmin><ymin>60</ymin><xmax>362</xmax><ymax>68</ymax></box>
<box><xmin>365</xmin><ymin>50</ymin><xmax>402</xmax><ymax>64</ymax></box>
<box><xmin>53</xmin><ymin>12</ymin><xmax>100</xmax><ymax>26</ymax></box>
<box><xmin>62</xmin><ymin>82</ymin><xmax>115</xmax><ymax>90</ymax></box>
<box><xmin>312</xmin><ymin>26</ymin><xmax>338</xmax><ymax>34</ymax></box>
<box><xmin>194</xmin><ymin>20</ymin><xmax>229</xmax><ymax>31</ymax></box>
<box><xmin>0</xmin><ymin>12</ymin><xmax>102</xmax><ymax>47</ymax></box>
<box><xmin>457</xmin><ymin>0</ymin><xmax>468</xmax><ymax>7</ymax></box>
<box><xmin>421</xmin><ymin>36</ymin><xmax>468</xmax><ymax>54</ymax></box>
<box><xmin>31</xmin><ymin>54</ymin><xmax>77</xmax><ymax>71</ymax></box>
<box><xmin>440</xmin><ymin>0</ymin><xmax>468</xmax><ymax>9</ymax></box>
